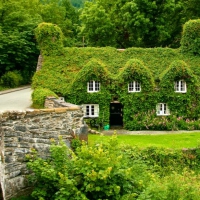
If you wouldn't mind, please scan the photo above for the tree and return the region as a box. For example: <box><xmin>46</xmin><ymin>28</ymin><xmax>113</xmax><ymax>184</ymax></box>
<box><xmin>39</xmin><ymin>0</ymin><xmax>79</xmax><ymax>46</ymax></box>
<box><xmin>0</xmin><ymin>0</ymin><xmax>41</xmax><ymax>82</ymax></box>
<box><xmin>79</xmin><ymin>1</ymin><xmax>116</xmax><ymax>47</ymax></box>
<box><xmin>80</xmin><ymin>0</ymin><xmax>185</xmax><ymax>48</ymax></box>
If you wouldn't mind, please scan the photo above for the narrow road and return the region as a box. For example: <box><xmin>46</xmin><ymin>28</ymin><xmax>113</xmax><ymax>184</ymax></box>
<box><xmin>0</xmin><ymin>87</ymin><xmax>32</xmax><ymax>112</ymax></box>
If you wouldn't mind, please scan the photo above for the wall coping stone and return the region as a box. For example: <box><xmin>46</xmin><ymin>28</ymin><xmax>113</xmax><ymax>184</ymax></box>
<box><xmin>0</xmin><ymin>106</ymin><xmax>81</xmax><ymax>121</ymax></box>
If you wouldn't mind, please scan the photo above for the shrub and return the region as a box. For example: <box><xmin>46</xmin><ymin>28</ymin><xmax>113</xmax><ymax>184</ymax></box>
<box><xmin>26</xmin><ymin>136</ymin><xmax>200</xmax><ymax>200</ymax></box>
<box><xmin>27</xmin><ymin>136</ymin><xmax>149</xmax><ymax>199</ymax></box>
<box><xmin>35</xmin><ymin>22</ymin><xmax>64</xmax><ymax>56</ymax></box>
<box><xmin>31</xmin><ymin>87</ymin><xmax>58</xmax><ymax>108</ymax></box>
<box><xmin>1</xmin><ymin>71</ymin><xmax>23</xmax><ymax>88</ymax></box>
<box><xmin>138</xmin><ymin>170</ymin><xmax>200</xmax><ymax>200</ymax></box>
<box><xmin>181</xmin><ymin>19</ymin><xmax>200</xmax><ymax>55</ymax></box>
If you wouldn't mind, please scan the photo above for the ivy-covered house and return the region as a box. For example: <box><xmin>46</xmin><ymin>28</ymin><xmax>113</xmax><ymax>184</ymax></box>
<box><xmin>32</xmin><ymin>20</ymin><xmax>200</xmax><ymax>130</ymax></box>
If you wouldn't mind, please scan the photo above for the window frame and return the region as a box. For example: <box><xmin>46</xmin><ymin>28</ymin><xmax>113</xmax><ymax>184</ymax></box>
<box><xmin>82</xmin><ymin>104</ymin><xmax>99</xmax><ymax>118</ymax></box>
<box><xmin>156</xmin><ymin>103</ymin><xmax>170</xmax><ymax>116</ymax></box>
<box><xmin>174</xmin><ymin>80</ymin><xmax>187</xmax><ymax>93</ymax></box>
<box><xmin>128</xmin><ymin>81</ymin><xmax>141</xmax><ymax>92</ymax></box>
<box><xmin>87</xmin><ymin>80</ymin><xmax>100</xmax><ymax>93</ymax></box>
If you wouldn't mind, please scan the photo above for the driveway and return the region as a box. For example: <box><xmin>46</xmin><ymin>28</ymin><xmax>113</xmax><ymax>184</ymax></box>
<box><xmin>0</xmin><ymin>86</ymin><xmax>33</xmax><ymax>112</ymax></box>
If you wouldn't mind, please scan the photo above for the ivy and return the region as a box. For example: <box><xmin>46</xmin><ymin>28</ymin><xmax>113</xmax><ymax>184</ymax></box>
<box><xmin>32</xmin><ymin>21</ymin><xmax>200</xmax><ymax>130</ymax></box>
<box><xmin>67</xmin><ymin>59</ymin><xmax>112</xmax><ymax>124</ymax></box>
<box><xmin>35</xmin><ymin>22</ymin><xmax>64</xmax><ymax>56</ymax></box>
<box><xmin>181</xmin><ymin>19</ymin><xmax>200</xmax><ymax>55</ymax></box>
<box><xmin>159</xmin><ymin>60</ymin><xmax>200</xmax><ymax>118</ymax></box>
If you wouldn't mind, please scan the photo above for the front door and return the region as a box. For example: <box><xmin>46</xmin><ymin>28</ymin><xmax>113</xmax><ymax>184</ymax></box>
<box><xmin>110</xmin><ymin>103</ymin><xmax>123</xmax><ymax>126</ymax></box>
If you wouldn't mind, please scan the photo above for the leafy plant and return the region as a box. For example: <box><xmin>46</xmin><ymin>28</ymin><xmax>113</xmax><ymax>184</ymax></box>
<box><xmin>1</xmin><ymin>71</ymin><xmax>23</xmax><ymax>88</ymax></box>
<box><xmin>31</xmin><ymin>87</ymin><xmax>58</xmax><ymax>108</ymax></box>
<box><xmin>181</xmin><ymin>19</ymin><xmax>200</xmax><ymax>55</ymax></box>
<box><xmin>27</xmin><ymin>136</ymin><xmax>149</xmax><ymax>199</ymax></box>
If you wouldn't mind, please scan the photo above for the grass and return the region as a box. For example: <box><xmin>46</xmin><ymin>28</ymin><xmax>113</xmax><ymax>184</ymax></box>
<box><xmin>88</xmin><ymin>132</ymin><xmax>200</xmax><ymax>149</ymax></box>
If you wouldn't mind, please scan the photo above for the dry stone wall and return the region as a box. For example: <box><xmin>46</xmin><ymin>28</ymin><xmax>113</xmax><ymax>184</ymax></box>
<box><xmin>0</xmin><ymin>106</ymin><xmax>86</xmax><ymax>200</ymax></box>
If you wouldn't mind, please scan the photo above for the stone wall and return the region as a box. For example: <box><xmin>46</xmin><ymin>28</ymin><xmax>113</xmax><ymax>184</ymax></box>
<box><xmin>0</xmin><ymin>106</ymin><xmax>86</xmax><ymax>200</ymax></box>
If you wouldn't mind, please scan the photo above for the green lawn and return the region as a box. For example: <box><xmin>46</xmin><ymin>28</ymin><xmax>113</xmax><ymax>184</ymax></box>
<box><xmin>88</xmin><ymin>132</ymin><xmax>200</xmax><ymax>149</ymax></box>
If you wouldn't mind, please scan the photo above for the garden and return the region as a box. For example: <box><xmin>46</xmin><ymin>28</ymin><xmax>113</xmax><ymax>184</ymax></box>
<box><xmin>12</xmin><ymin>132</ymin><xmax>200</xmax><ymax>200</ymax></box>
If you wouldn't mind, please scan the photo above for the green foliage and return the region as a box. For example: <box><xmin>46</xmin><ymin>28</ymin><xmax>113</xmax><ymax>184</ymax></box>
<box><xmin>79</xmin><ymin>1</ymin><xmax>116</xmax><ymax>47</ymax></box>
<box><xmin>31</xmin><ymin>87</ymin><xmax>58</xmax><ymax>108</ymax></box>
<box><xmin>39</xmin><ymin>0</ymin><xmax>79</xmax><ymax>46</ymax></box>
<box><xmin>118</xmin><ymin>59</ymin><xmax>155</xmax><ymax>90</ymax></box>
<box><xmin>181</xmin><ymin>19</ymin><xmax>200</xmax><ymax>55</ymax></box>
<box><xmin>25</xmin><ymin>136</ymin><xmax>200</xmax><ymax>199</ymax></box>
<box><xmin>125</xmin><ymin>110</ymin><xmax>200</xmax><ymax>131</ymax></box>
<box><xmin>68</xmin><ymin>58</ymin><xmax>112</xmax><ymax>124</ymax></box>
<box><xmin>35</xmin><ymin>22</ymin><xmax>64</xmax><ymax>55</ymax></box>
<box><xmin>79</xmin><ymin>0</ymin><xmax>185</xmax><ymax>48</ymax></box>
<box><xmin>71</xmin><ymin>137</ymin><xmax>82</xmax><ymax>152</ymax></box>
<box><xmin>27</xmin><ymin>136</ymin><xmax>149</xmax><ymax>199</ymax></box>
<box><xmin>160</xmin><ymin>60</ymin><xmax>200</xmax><ymax>118</ymax></box>
<box><xmin>1</xmin><ymin>71</ymin><xmax>23</xmax><ymax>88</ymax></box>
<box><xmin>0</xmin><ymin>0</ymin><xmax>40</xmax><ymax>80</ymax></box>
<box><xmin>32</xmin><ymin>46</ymin><xmax>200</xmax><ymax>130</ymax></box>
<box><xmin>138</xmin><ymin>170</ymin><xmax>200</xmax><ymax>200</ymax></box>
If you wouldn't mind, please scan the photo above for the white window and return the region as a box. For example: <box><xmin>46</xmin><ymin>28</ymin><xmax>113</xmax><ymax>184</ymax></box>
<box><xmin>175</xmin><ymin>80</ymin><xmax>187</xmax><ymax>93</ymax></box>
<box><xmin>87</xmin><ymin>81</ymin><xmax>100</xmax><ymax>92</ymax></box>
<box><xmin>156</xmin><ymin>103</ymin><xmax>170</xmax><ymax>116</ymax></box>
<box><xmin>82</xmin><ymin>104</ymin><xmax>99</xmax><ymax>117</ymax></box>
<box><xmin>128</xmin><ymin>81</ymin><xmax>141</xmax><ymax>92</ymax></box>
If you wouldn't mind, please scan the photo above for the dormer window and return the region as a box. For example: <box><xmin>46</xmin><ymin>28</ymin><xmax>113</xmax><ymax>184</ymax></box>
<box><xmin>128</xmin><ymin>81</ymin><xmax>141</xmax><ymax>92</ymax></box>
<box><xmin>175</xmin><ymin>80</ymin><xmax>186</xmax><ymax>93</ymax></box>
<box><xmin>156</xmin><ymin>103</ymin><xmax>170</xmax><ymax>116</ymax></box>
<box><xmin>87</xmin><ymin>81</ymin><xmax>100</xmax><ymax>92</ymax></box>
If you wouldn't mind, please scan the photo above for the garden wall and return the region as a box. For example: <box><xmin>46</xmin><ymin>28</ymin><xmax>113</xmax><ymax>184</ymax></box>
<box><xmin>0</xmin><ymin>106</ymin><xmax>86</xmax><ymax>200</ymax></box>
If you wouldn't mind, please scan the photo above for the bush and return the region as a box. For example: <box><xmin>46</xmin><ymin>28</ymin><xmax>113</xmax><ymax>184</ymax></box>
<box><xmin>31</xmin><ymin>87</ymin><xmax>58</xmax><ymax>108</ymax></box>
<box><xmin>1</xmin><ymin>71</ymin><xmax>23</xmax><ymax>88</ymax></box>
<box><xmin>181</xmin><ymin>19</ymin><xmax>200</xmax><ymax>55</ymax></box>
<box><xmin>25</xmin><ymin>136</ymin><xmax>200</xmax><ymax>200</ymax></box>
<box><xmin>138</xmin><ymin>170</ymin><xmax>200</xmax><ymax>200</ymax></box>
<box><xmin>27</xmin><ymin>136</ymin><xmax>149</xmax><ymax>199</ymax></box>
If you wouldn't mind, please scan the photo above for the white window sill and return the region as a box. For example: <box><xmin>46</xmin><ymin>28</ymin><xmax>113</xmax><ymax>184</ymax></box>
<box><xmin>84</xmin><ymin>115</ymin><xmax>99</xmax><ymax>118</ymax></box>
<box><xmin>175</xmin><ymin>91</ymin><xmax>187</xmax><ymax>93</ymax></box>
<box><xmin>157</xmin><ymin>114</ymin><xmax>170</xmax><ymax>116</ymax></box>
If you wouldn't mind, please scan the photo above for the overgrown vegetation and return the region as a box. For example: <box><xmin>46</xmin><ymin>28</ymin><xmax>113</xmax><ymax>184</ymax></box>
<box><xmin>24</xmin><ymin>136</ymin><xmax>200</xmax><ymax>199</ymax></box>
<box><xmin>31</xmin><ymin>87</ymin><xmax>58</xmax><ymax>108</ymax></box>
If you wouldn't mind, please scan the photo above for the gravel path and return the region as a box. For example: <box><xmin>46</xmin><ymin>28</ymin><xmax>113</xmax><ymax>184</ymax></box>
<box><xmin>101</xmin><ymin>129</ymin><xmax>200</xmax><ymax>135</ymax></box>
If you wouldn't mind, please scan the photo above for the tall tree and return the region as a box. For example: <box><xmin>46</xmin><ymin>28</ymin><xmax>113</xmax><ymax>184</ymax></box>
<box><xmin>80</xmin><ymin>0</ymin><xmax>185</xmax><ymax>48</ymax></box>
<box><xmin>79</xmin><ymin>1</ymin><xmax>116</xmax><ymax>46</ymax></box>
<box><xmin>39</xmin><ymin>0</ymin><xmax>78</xmax><ymax>46</ymax></box>
<box><xmin>0</xmin><ymin>0</ymin><xmax>41</xmax><ymax>82</ymax></box>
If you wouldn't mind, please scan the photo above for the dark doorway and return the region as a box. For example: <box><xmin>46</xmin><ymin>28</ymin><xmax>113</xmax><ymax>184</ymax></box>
<box><xmin>110</xmin><ymin>103</ymin><xmax>123</xmax><ymax>127</ymax></box>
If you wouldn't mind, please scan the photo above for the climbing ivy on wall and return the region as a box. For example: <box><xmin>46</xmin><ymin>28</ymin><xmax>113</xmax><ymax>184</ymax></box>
<box><xmin>159</xmin><ymin>60</ymin><xmax>200</xmax><ymax>118</ymax></box>
<box><xmin>35</xmin><ymin>22</ymin><xmax>64</xmax><ymax>56</ymax></box>
<box><xmin>181</xmin><ymin>19</ymin><xmax>200</xmax><ymax>55</ymax></box>
<box><xmin>32</xmin><ymin>21</ymin><xmax>200</xmax><ymax>130</ymax></box>
<box><xmin>67</xmin><ymin>59</ymin><xmax>112</xmax><ymax>124</ymax></box>
<box><xmin>115</xmin><ymin>59</ymin><xmax>157</xmax><ymax>130</ymax></box>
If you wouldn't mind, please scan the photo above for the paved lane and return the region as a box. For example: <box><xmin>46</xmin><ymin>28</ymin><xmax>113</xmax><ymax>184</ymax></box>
<box><xmin>0</xmin><ymin>88</ymin><xmax>33</xmax><ymax>112</ymax></box>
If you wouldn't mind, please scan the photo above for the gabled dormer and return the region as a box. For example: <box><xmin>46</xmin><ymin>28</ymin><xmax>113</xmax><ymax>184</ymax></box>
<box><xmin>68</xmin><ymin>58</ymin><xmax>112</xmax><ymax>123</ymax></box>
<box><xmin>159</xmin><ymin>60</ymin><xmax>199</xmax><ymax>116</ymax></box>
<box><xmin>117</xmin><ymin>59</ymin><xmax>154</xmax><ymax>94</ymax></box>
<box><xmin>160</xmin><ymin>60</ymin><xmax>197</xmax><ymax>94</ymax></box>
